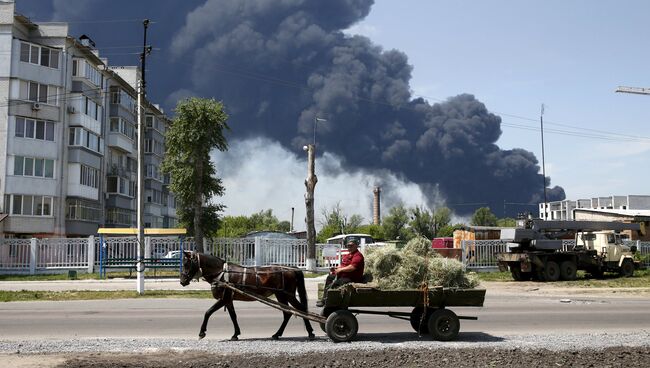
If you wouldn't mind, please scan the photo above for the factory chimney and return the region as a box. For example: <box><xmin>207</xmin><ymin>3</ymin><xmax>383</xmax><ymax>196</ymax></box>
<box><xmin>373</xmin><ymin>186</ymin><xmax>381</xmax><ymax>225</ymax></box>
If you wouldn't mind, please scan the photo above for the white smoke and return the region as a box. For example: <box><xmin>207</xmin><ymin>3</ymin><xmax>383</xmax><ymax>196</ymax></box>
<box><xmin>211</xmin><ymin>137</ymin><xmax>431</xmax><ymax>231</ymax></box>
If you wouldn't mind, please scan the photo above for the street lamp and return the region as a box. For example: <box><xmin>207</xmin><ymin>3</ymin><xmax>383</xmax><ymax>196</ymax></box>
<box><xmin>314</xmin><ymin>117</ymin><xmax>327</xmax><ymax>146</ymax></box>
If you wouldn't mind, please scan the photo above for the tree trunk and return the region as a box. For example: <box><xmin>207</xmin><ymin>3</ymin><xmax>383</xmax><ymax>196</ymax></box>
<box><xmin>305</xmin><ymin>144</ymin><xmax>317</xmax><ymax>271</ymax></box>
<box><xmin>194</xmin><ymin>157</ymin><xmax>204</xmax><ymax>253</ymax></box>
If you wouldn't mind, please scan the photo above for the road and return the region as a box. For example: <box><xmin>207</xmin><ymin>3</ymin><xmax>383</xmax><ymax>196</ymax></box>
<box><xmin>1</xmin><ymin>280</ymin><xmax>649</xmax><ymax>340</ymax></box>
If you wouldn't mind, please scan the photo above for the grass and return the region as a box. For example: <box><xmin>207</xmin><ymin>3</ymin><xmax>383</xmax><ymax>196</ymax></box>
<box><xmin>0</xmin><ymin>289</ymin><xmax>213</xmax><ymax>302</ymax></box>
<box><xmin>476</xmin><ymin>269</ymin><xmax>650</xmax><ymax>288</ymax></box>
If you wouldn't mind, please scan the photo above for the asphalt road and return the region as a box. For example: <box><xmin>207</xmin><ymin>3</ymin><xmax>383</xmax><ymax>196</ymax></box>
<box><xmin>1</xmin><ymin>280</ymin><xmax>649</xmax><ymax>340</ymax></box>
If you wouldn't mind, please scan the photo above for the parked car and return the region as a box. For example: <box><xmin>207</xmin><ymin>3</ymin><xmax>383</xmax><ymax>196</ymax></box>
<box><xmin>163</xmin><ymin>250</ymin><xmax>182</xmax><ymax>259</ymax></box>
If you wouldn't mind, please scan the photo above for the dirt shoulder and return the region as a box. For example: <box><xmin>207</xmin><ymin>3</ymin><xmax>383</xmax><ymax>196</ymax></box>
<box><xmin>44</xmin><ymin>347</ymin><xmax>650</xmax><ymax>368</ymax></box>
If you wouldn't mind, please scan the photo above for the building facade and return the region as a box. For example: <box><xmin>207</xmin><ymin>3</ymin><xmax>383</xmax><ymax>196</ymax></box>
<box><xmin>0</xmin><ymin>2</ymin><xmax>177</xmax><ymax>237</ymax></box>
<box><xmin>539</xmin><ymin>195</ymin><xmax>650</xmax><ymax>221</ymax></box>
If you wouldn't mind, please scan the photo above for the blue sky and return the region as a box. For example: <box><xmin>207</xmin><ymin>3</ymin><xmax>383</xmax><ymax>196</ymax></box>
<box><xmin>350</xmin><ymin>0</ymin><xmax>650</xmax><ymax>200</ymax></box>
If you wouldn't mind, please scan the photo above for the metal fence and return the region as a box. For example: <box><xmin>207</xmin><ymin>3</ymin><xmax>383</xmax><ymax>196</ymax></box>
<box><xmin>0</xmin><ymin>236</ymin><xmax>332</xmax><ymax>274</ymax></box>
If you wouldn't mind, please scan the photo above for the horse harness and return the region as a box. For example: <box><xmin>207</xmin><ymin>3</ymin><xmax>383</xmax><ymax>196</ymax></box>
<box><xmin>214</xmin><ymin>263</ymin><xmax>296</xmax><ymax>293</ymax></box>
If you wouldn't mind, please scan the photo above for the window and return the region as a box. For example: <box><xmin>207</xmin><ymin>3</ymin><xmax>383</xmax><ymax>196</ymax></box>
<box><xmin>72</xmin><ymin>58</ymin><xmax>103</xmax><ymax>88</ymax></box>
<box><xmin>107</xmin><ymin>176</ymin><xmax>132</xmax><ymax>197</ymax></box>
<box><xmin>19</xmin><ymin>41</ymin><xmax>59</xmax><ymax>69</ymax></box>
<box><xmin>5</xmin><ymin>194</ymin><xmax>54</xmax><ymax>216</ymax></box>
<box><xmin>84</xmin><ymin>97</ymin><xmax>102</xmax><ymax>120</ymax></box>
<box><xmin>68</xmin><ymin>128</ymin><xmax>103</xmax><ymax>154</ymax></box>
<box><xmin>20</xmin><ymin>80</ymin><xmax>59</xmax><ymax>105</ymax></box>
<box><xmin>111</xmin><ymin>89</ymin><xmax>136</xmax><ymax>112</ymax></box>
<box><xmin>66</xmin><ymin>199</ymin><xmax>101</xmax><ymax>222</ymax></box>
<box><xmin>146</xmin><ymin>164</ymin><xmax>162</xmax><ymax>181</ymax></box>
<box><xmin>106</xmin><ymin>208</ymin><xmax>133</xmax><ymax>225</ymax></box>
<box><xmin>13</xmin><ymin>156</ymin><xmax>55</xmax><ymax>178</ymax></box>
<box><xmin>144</xmin><ymin>139</ymin><xmax>164</xmax><ymax>156</ymax></box>
<box><xmin>109</xmin><ymin>117</ymin><xmax>135</xmax><ymax>139</ymax></box>
<box><xmin>80</xmin><ymin>165</ymin><xmax>99</xmax><ymax>188</ymax></box>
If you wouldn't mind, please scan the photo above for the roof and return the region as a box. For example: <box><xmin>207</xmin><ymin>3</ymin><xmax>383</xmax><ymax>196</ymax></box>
<box><xmin>573</xmin><ymin>208</ymin><xmax>650</xmax><ymax>217</ymax></box>
<box><xmin>243</xmin><ymin>231</ymin><xmax>297</xmax><ymax>239</ymax></box>
<box><xmin>326</xmin><ymin>233</ymin><xmax>373</xmax><ymax>241</ymax></box>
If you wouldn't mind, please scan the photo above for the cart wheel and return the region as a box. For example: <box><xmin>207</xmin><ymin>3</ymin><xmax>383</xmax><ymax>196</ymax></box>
<box><xmin>325</xmin><ymin>310</ymin><xmax>358</xmax><ymax>343</ymax></box>
<box><xmin>428</xmin><ymin>309</ymin><xmax>460</xmax><ymax>341</ymax></box>
<box><xmin>320</xmin><ymin>307</ymin><xmax>336</xmax><ymax>333</ymax></box>
<box><xmin>410</xmin><ymin>307</ymin><xmax>432</xmax><ymax>334</ymax></box>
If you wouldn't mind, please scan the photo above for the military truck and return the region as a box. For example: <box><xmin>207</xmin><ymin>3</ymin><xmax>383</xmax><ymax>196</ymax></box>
<box><xmin>496</xmin><ymin>219</ymin><xmax>644</xmax><ymax>281</ymax></box>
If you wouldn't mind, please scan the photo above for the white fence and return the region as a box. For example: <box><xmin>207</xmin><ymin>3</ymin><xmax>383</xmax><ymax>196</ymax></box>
<box><xmin>3</xmin><ymin>236</ymin><xmax>649</xmax><ymax>275</ymax></box>
<box><xmin>462</xmin><ymin>239</ymin><xmax>650</xmax><ymax>270</ymax></box>
<box><xmin>0</xmin><ymin>236</ymin><xmax>333</xmax><ymax>275</ymax></box>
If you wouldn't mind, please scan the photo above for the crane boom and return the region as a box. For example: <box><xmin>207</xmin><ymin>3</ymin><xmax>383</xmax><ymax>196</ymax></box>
<box><xmin>615</xmin><ymin>86</ymin><xmax>650</xmax><ymax>95</ymax></box>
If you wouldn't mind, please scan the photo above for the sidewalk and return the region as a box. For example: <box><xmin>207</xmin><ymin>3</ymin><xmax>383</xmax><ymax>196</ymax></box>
<box><xmin>0</xmin><ymin>275</ymin><xmax>327</xmax><ymax>299</ymax></box>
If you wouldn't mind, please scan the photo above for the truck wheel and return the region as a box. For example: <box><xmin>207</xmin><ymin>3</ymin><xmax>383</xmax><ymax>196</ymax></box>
<box><xmin>320</xmin><ymin>307</ymin><xmax>336</xmax><ymax>333</ymax></box>
<box><xmin>560</xmin><ymin>260</ymin><xmax>577</xmax><ymax>281</ymax></box>
<box><xmin>410</xmin><ymin>307</ymin><xmax>432</xmax><ymax>334</ymax></box>
<box><xmin>325</xmin><ymin>310</ymin><xmax>358</xmax><ymax>343</ymax></box>
<box><xmin>428</xmin><ymin>309</ymin><xmax>460</xmax><ymax>341</ymax></box>
<box><xmin>544</xmin><ymin>261</ymin><xmax>560</xmax><ymax>282</ymax></box>
<box><xmin>619</xmin><ymin>259</ymin><xmax>635</xmax><ymax>278</ymax></box>
<box><xmin>511</xmin><ymin>267</ymin><xmax>532</xmax><ymax>281</ymax></box>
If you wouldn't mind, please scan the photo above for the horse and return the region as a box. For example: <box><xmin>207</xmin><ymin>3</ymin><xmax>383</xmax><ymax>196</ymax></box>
<box><xmin>179</xmin><ymin>251</ymin><xmax>315</xmax><ymax>341</ymax></box>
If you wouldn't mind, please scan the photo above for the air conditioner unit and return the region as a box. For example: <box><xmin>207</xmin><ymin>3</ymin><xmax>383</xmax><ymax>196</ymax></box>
<box><xmin>67</xmin><ymin>105</ymin><xmax>77</xmax><ymax>114</ymax></box>
<box><xmin>31</xmin><ymin>102</ymin><xmax>41</xmax><ymax>111</ymax></box>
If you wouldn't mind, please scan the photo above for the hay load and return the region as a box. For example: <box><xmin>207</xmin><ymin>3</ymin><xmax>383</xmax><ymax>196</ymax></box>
<box><xmin>364</xmin><ymin>237</ymin><xmax>479</xmax><ymax>289</ymax></box>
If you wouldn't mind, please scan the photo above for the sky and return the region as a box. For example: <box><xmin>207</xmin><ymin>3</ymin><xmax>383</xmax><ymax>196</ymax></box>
<box><xmin>15</xmin><ymin>0</ymin><xmax>650</xmax><ymax>230</ymax></box>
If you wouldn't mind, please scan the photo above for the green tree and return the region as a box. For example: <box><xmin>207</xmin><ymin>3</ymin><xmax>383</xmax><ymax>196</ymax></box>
<box><xmin>471</xmin><ymin>207</ymin><xmax>498</xmax><ymax>226</ymax></box>
<box><xmin>433</xmin><ymin>207</ymin><xmax>452</xmax><ymax>236</ymax></box>
<box><xmin>161</xmin><ymin>97</ymin><xmax>230</xmax><ymax>252</ymax></box>
<box><xmin>497</xmin><ymin>217</ymin><xmax>516</xmax><ymax>227</ymax></box>
<box><xmin>382</xmin><ymin>204</ymin><xmax>414</xmax><ymax>241</ymax></box>
<box><xmin>316</xmin><ymin>204</ymin><xmax>364</xmax><ymax>242</ymax></box>
<box><xmin>356</xmin><ymin>224</ymin><xmax>385</xmax><ymax>241</ymax></box>
<box><xmin>409</xmin><ymin>206</ymin><xmax>434</xmax><ymax>239</ymax></box>
<box><xmin>215</xmin><ymin>215</ymin><xmax>250</xmax><ymax>237</ymax></box>
<box><xmin>214</xmin><ymin>209</ymin><xmax>291</xmax><ymax>237</ymax></box>
<box><xmin>437</xmin><ymin>223</ymin><xmax>465</xmax><ymax>237</ymax></box>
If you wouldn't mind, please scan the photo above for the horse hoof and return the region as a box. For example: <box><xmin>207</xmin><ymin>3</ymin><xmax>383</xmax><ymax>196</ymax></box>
<box><xmin>271</xmin><ymin>335</ymin><xmax>280</xmax><ymax>340</ymax></box>
<box><xmin>198</xmin><ymin>333</ymin><xmax>206</xmax><ymax>340</ymax></box>
<box><xmin>231</xmin><ymin>336</ymin><xmax>238</xmax><ymax>341</ymax></box>
<box><xmin>308</xmin><ymin>333</ymin><xmax>315</xmax><ymax>341</ymax></box>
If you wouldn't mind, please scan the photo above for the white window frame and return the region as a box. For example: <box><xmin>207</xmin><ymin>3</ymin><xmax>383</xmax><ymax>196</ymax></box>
<box><xmin>19</xmin><ymin>41</ymin><xmax>60</xmax><ymax>69</ymax></box>
<box><xmin>15</xmin><ymin>117</ymin><xmax>55</xmax><ymax>142</ymax></box>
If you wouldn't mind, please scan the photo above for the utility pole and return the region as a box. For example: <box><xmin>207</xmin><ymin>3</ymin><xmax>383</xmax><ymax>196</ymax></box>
<box><xmin>136</xmin><ymin>19</ymin><xmax>152</xmax><ymax>295</ymax></box>
<box><xmin>540</xmin><ymin>104</ymin><xmax>548</xmax><ymax>220</ymax></box>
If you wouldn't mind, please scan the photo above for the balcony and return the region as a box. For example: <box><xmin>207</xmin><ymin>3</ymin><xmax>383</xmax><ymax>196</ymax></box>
<box><xmin>107</xmin><ymin>132</ymin><xmax>133</xmax><ymax>154</ymax></box>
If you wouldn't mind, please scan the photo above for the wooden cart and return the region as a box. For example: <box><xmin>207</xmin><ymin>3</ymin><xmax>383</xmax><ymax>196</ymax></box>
<box><xmin>216</xmin><ymin>281</ymin><xmax>485</xmax><ymax>343</ymax></box>
<box><xmin>320</xmin><ymin>285</ymin><xmax>486</xmax><ymax>342</ymax></box>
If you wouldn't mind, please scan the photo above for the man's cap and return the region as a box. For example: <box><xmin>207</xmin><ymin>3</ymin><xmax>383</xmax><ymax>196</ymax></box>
<box><xmin>346</xmin><ymin>237</ymin><xmax>360</xmax><ymax>245</ymax></box>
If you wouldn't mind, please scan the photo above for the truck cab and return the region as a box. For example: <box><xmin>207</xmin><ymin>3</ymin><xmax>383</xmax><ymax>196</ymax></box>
<box><xmin>575</xmin><ymin>231</ymin><xmax>635</xmax><ymax>265</ymax></box>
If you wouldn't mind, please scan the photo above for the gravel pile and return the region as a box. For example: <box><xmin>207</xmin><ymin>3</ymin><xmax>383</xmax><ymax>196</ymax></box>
<box><xmin>2</xmin><ymin>330</ymin><xmax>650</xmax><ymax>355</ymax></box>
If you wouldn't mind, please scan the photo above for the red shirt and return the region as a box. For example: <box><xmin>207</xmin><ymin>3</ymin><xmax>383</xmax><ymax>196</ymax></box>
<box><xmin>339</xmin><ymin>250</ymin><xmax>364</xmax><ymax>282</ymax></box>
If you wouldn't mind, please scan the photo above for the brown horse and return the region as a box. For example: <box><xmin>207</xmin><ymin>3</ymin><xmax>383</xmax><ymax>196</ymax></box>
<box><xmin>180</xmin><ymin>251</ymin><xmax>315</xmax><ymax>341</ymax></box>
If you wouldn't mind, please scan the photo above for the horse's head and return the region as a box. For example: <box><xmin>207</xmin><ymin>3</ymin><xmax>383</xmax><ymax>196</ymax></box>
<box><xmin>180</xmin><ymin>251</ymin><xmax>201</xmax><ymax>286</ymax></box>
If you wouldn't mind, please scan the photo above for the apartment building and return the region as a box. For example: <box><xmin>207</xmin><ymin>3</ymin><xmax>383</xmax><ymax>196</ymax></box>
<box><xmin>0</xmin><ymin>2</ymin><xmax>177</xmax><ymax>237</ymax></box>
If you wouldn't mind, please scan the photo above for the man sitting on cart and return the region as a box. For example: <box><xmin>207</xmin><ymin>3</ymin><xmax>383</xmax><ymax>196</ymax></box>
<box><xmin>316</xmin><ymin>237</ymin><xmax>365</xmax><ymax>307</ymax></box>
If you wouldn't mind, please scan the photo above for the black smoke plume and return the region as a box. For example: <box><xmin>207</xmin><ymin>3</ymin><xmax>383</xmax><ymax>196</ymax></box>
<box><xmin>26</xmin><ymin>0</ymin><xmax>565</xmax><ymax>216</ymax></box>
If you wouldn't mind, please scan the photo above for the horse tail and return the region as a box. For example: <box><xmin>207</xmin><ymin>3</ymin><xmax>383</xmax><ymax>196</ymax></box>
<box><xmin>295</xmin><ymin>270</ymin><xmax>309</xmax><ymax>311</ymax></box>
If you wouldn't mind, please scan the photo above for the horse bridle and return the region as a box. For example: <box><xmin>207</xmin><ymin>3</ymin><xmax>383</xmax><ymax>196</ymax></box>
<box><xmin>181</xmin><ymin>251</ymin><xmax>202</xmax><ymax>282</ymax></box>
